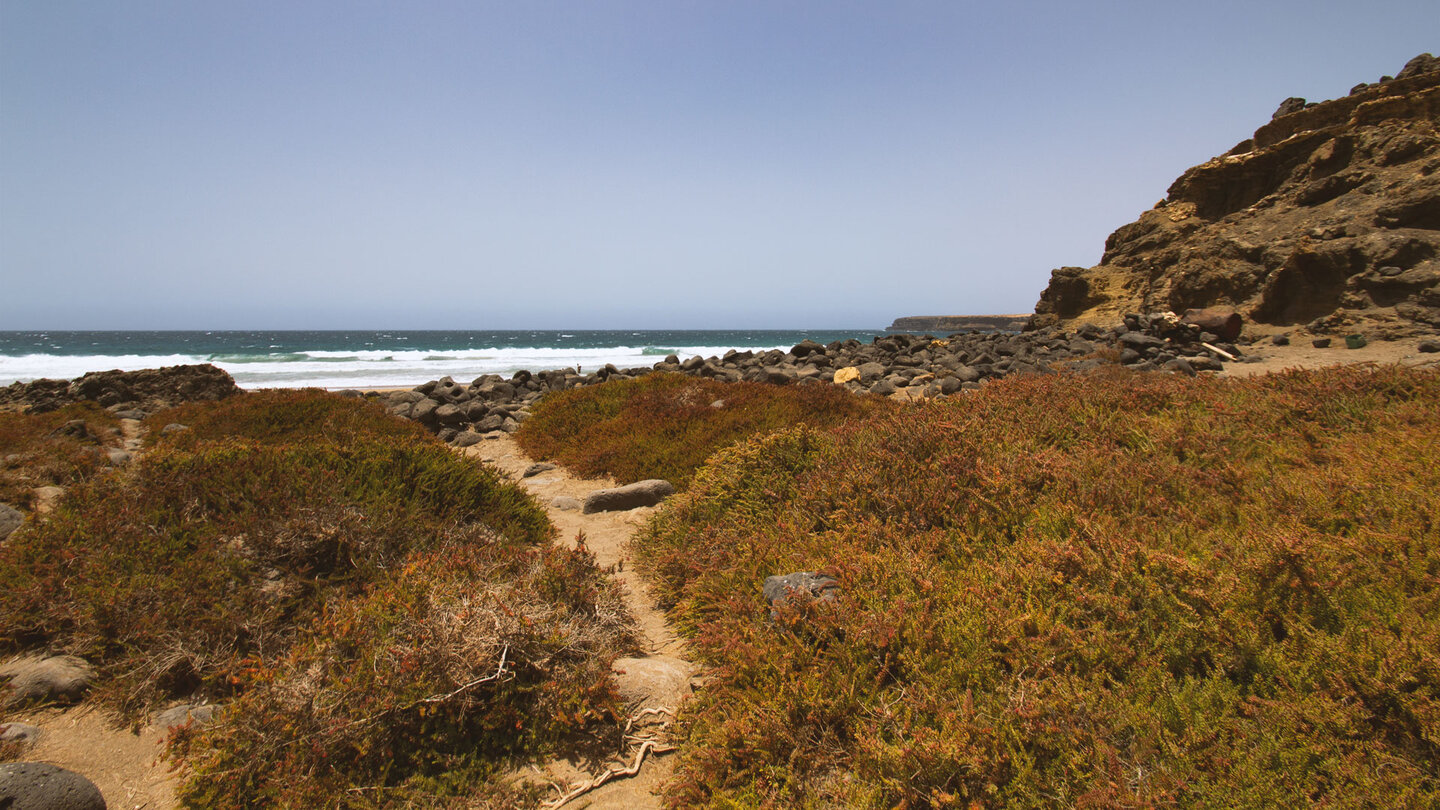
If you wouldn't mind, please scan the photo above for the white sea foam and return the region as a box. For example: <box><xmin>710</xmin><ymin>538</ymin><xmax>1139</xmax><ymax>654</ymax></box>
<box><xmin>0</xmin><ymin>344</ymin><xmax>796</xmax><ymax>390</ymax></box>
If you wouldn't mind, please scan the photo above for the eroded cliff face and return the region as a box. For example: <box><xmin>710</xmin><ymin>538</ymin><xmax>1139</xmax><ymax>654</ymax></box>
<box><xmin>1029</xmin><ymin>54</ymin><xmax>1440</xmax><ymax>336</ymax></box>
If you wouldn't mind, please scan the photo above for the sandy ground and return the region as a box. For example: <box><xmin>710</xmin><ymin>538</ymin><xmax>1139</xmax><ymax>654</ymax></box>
<box><xmin>463</xmin><ymin>436</ymin><xmax>695</xmax><ymax>809</ymax></box>
<box><xmin>1217</xmin><ymin>335</ymin><xmax>1440</xmax><ymax>377</ymax></box>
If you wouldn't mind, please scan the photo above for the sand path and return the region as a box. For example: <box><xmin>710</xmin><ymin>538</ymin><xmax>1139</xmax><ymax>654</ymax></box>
<box><xmin>463</xmin><ymin>436</ymin><xmax>696</xmax><ymax>809</ymax></box>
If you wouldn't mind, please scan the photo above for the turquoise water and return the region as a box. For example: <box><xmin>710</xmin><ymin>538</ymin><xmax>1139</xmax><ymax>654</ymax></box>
<box><xmin>0</xmin><ymin>329</ymin><xmax>888</xmax><ymax>389</ymax></box>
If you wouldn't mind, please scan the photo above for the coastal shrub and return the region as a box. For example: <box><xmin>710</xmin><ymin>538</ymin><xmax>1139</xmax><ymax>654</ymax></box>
<box><xmin>0</xmin><ymin>391</ymin><xmax>634</xmax><ymax>806</ymax></box>
<box><xmin>173</xmin><ymin>538</ymin><xmax>632</xmax><ymax>808</ymax></box>
<box><xmin>514</xmin><ymin>372</ymin><xmax>890</xmax><ymax>488</ymax></box>
<box><xmin>0</xmin><ymin>402</ymin><xmax>120</xmax><ymax>509</ymax></box>
<box><xmin>632</xmin><ymin>366</ymin><xmax>1440</xmax><ymax>807</ymax></box>
<box><xmin>146</xmin><ymin>387</ymin><xmax>429</xmax><ymax>448</ymax></box>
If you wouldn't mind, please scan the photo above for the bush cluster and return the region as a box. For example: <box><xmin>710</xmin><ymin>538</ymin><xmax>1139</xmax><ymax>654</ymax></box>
<box><xmin>0</xmin><ymin>390</ymin><xmax>633</xmax><ymax>807</ymax></box>
<box><xmin>0</xmin><ymin>402</ymin><xmax>121</xmax><ymax>509</ymax></box>
<box><xmin>633</xmin><ymin>366</ymin><xmax>1440</xmax><ymax>807</ymax></box>
<box><xmin>514</xmin><ymin>372</ymin><xmax>890</xmax><ymax>489</ymax></box>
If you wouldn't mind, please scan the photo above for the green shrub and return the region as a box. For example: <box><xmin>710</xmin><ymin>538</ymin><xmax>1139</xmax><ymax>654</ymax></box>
<box><xmin>633</xmin><ymin>366</ymin><xmax>1440</xmax><ymax>807</ymax></box>
<box><xmin>514</xmin><ymin>373</ymin><xmax>890</xmax><ymax>489</ymax></box>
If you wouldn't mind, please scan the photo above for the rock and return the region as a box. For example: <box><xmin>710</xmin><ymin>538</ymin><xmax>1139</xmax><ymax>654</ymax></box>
<box><xmin>832</xmin><ymin>367</ymin><xmax>861</xmax><ymax>385</ymax></box>
<box><xmin>31</xmin><ymin>487</ymin><xmax>65</xmax><ymax>514</ymax></box>
<box><xmin>473</xmin><ymin>413</ymin><xmax>505</xmax><ymax>432</ymax></box>
<box><xmin>1119</xmin><ymin>332</ymin><xmax>1165</xmax><ymax>351</ymax></box>
<box><xmin>1345</xmin><ymin>334</ymin><xmax>1369</xmax><ymax>349</ymax></box>
<box><xmin>1273</xmin><ymin>96</ymin><xmax>1308</xmax><ymax>119</ymax></box>
<box><xmin>611</xmin><ymin>656</ymin><xmax>694</xmax><ymax>708</ymax></box>
<box><xmin>0</xmin><ymin>504</ymin><xmax>22</xmax><ymax>542</ymax></box>
<box><xmin>550</xmin><ymin>496</ymin><xmax>582</xmax><ymax>511</ymax></box>
<box><xmin>49</xmin><ymin>420</ymin><xmax>92</xmax><ymax>440</ymax></box>
<box><xmin>522</xmin><ymin>463</ymin><xmax>557</xmax><ymax>478</ymax></box>
<box><xmin>451</xmin><ymin>430</ymin><xmax>484</xmax><ymax>448</ymax></box>
<box><xmin>1163</xmin><ymin>357</ymin><xmax>1197</xmax><ymax>376</ymax></box>
<box><xmin>869</xmin><ymin>379</ymin><xmax>897</xmax><ymax>396</ymax></box>
<box><xmin>0</xmin><ymin>762</ymin><xmax>106</xmax><ymax>810</ymax></box>
<box><xmin>582</xmin><ymin>479</ymin><xmax>676</xmax><ymax>514</ymax></box>
<box><xmin>112</xmin><ymin>408</ymin><xmax>147</xmax><ymax>420</ymax></box>
<box><xmin>154</xmin><ymin>703</ymin><xmax>217</xmax><ymax>730</ymax></box>
<box><xmin>1</xmin><ymin>655</ymin><xmax>95</xmax><ymax>705</ymax></box>
<box><xmin>0</xmin><ymin>722</ymin><xmax>41</xmax><ymax>746</ymax></box>
<box><xmin>105</xmin><ymin>448</ymin><xmax>132</xmax><ymax>465</ymax></box>
<box><xmin>1181</xmin><ymin>308</ymin><xmax>1243</xmax><ymax>341</ymax></box>
<box><xmin>1419</xmin><ymin>340</ymin><xmax>1440</xmax><ymax>353</ymax></box>
<box><xmin>1312</xmin><ymin>337</ymin><xmax>1333</xmax><ymax>348</ymax></box>
<box><xmin>856</xmin><ymin>362</ymin><xmax>887</xmax><ymax>384</ymax></box>
<box><xmin>763</xmin><ymin>571</ymin><xmax>841</xmax><ymax>619</ymax></box>
<box><xmin>790</xmin><ymin>340</ymin><xmax>825</xmax><ymax>357</ymax></box>
<box><xmin>161</xmin><ymin>423</ymin><xmax>189</xmax><ymax>434</ymax></box>
<box><xmin>1271</xmin><ymin>333</ymin><xmax>1291</xmax><ymax>345</ymax></box>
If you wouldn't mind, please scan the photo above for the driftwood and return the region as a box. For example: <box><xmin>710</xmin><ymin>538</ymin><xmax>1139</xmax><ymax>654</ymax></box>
<box><xmin>1201</xmin><ymin>342</ymin><xmax>1238</xmax><ymax>361</ymax></box>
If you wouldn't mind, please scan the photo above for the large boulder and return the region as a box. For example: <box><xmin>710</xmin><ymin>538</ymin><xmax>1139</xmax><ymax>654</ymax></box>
<box><xmin>0</xmin><ymin>762</ymin><xmax>106</xmax><ymax>810</ymax></box>
<box><xmin>582</xmin><ymin>480</ymin><xmax>676</xmax><ymax>513</ymax></box>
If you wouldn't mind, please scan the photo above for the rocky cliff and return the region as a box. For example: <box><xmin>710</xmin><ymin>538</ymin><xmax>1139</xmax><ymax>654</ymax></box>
<box><xmin>1029</xmin><ymin>54</ymin><xmax>1440</xmax><ymax>336</ymax></box>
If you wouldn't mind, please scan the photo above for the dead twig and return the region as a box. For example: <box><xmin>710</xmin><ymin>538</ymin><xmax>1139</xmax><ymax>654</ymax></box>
<box><xmin>544</xmin><ymin>740</ymin><xmax>677</xmax><ymax>809</ymax></box>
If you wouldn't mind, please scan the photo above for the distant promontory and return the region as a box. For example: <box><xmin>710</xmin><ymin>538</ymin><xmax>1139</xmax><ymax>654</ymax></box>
<box><xmin>886</xmin><ymin>314</ymin><xmax>1030</xmax><ymax>333</ymax></box>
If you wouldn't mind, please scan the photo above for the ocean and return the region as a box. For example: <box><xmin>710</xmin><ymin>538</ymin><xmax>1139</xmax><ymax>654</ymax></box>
<box><xmin>0</xmin><ymin>330</ymin><xmax>889</xmax><ymax>390</ymax></box>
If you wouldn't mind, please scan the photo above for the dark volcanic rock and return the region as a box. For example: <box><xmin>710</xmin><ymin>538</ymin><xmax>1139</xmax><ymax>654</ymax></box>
<box><xmin>0</xmin><ymin>363</ymin><xmax>241</xmax><ymax>414</ymax></box>
<box><xmin>1029</xmin><ymin>55</ymin><xmax>1440</xmax><ymax>338</ymax></box>
<box><xmin>0</xmin><ymin>762</ymin><xmax>106</xmax><ymax>810</ymax></box>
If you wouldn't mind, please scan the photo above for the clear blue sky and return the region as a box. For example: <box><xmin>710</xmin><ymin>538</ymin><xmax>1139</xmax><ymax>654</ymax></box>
<box><xmin>1</xmin><ymin>2</ymin><xmax>1434</xmax><ymax>329</ymax></box>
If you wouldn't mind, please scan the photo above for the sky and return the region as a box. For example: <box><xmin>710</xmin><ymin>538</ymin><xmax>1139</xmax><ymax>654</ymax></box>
<box><xmin>1</xmin><ymin>2</ymin><xmax>1435</xmax><ymax>330</ymax></box>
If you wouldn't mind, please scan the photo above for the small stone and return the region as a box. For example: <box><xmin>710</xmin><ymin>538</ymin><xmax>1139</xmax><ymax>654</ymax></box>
<box><xmin>154</xmin><ymin>703</ymin><xmax>217</xmax><ymax>730</ymax></box>
<box><xmin>104</xmin><ymin>448</ymin><xmax>132</xmax><ymax>465</ymax></box>
<box><xmin>0</xmin><ymin>762</ymin><xmax>106</xmax><ymax>810</ymax></box>
<box><xmin>550</xmin><ymin>496</ymin><xmax>582</xmax><ymax>511</ymax></box>
<box><xmin>1418</xmin><ymin>340</ymin><xmax>1440</xmax><ymax>353</ymax></box>
<box><xmin>763</xmin><ymin>572</ymin><xmax>841</xmax><ymax>621</ymax></box>
<box><xmin>1345</xmin><ymin>334</ymin><xmax>1368</xmax><ymax>349</ymax></box>
<box><xmin>1271</xmin><ymin>334</ymin><xmax>1291</xmax><ymax>346</ymax></box>
<box><xmin>451</xmin><ymin>430</ymin><xmax>484</xmax><ymax>448</ymax></box>
<box><xmin>0</xmin><ymin>722</ymin><xmax>41</xmax><ymax>746</ymax></box>
<box><xmin>1311</xmin><ymin>338</ymin><xmax>1332</xmax><ymax>348</ymax></box>
<box><xmin>161</xmin><ymin>423</ymin><xmax>189</xmax><ymax>434</ymax></box>
<box><xmin>0</xmin><ymin>503</ymin><xmax>22</xmax><ymax>542</ymax></box>
<box><xmin>522</xmin><ymin>463</ymin><xmax>557</xmax><ymax>478</ymax></box>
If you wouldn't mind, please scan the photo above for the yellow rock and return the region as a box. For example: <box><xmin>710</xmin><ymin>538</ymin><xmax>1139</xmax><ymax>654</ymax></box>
<box><xmin>833</xmin><ymin>367</ymin><xmax>861</xmax><ymax>385</ymax></box>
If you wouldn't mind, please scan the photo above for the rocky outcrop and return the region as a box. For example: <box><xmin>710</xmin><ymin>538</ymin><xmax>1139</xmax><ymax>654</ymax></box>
<box><xmin>887</xmin><ymin>315</ymin><xmax>1030</xmax><ymax>333</ymax></box>
<box><xmin>0</xmin><ymin>364</ymin><xmax>241</xmax><ymax>414</ymax></box>
<box><xmin>1030</xmin><ymin>54</ymin><xmax>1440</xmax><ymax>337</ymax></box>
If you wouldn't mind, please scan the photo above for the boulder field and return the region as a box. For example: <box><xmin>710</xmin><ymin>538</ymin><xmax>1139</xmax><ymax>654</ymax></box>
<box><xmin>377</xmin><ymin>312</ymin><xmax>1255</xmax><ymax>446</ymax></box>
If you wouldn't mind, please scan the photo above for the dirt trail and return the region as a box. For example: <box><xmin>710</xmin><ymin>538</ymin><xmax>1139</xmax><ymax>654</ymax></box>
<box><xmin>463</xmin><ymin>436</ymin><xmax>696</xmax><ymax>809</ymax></box>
